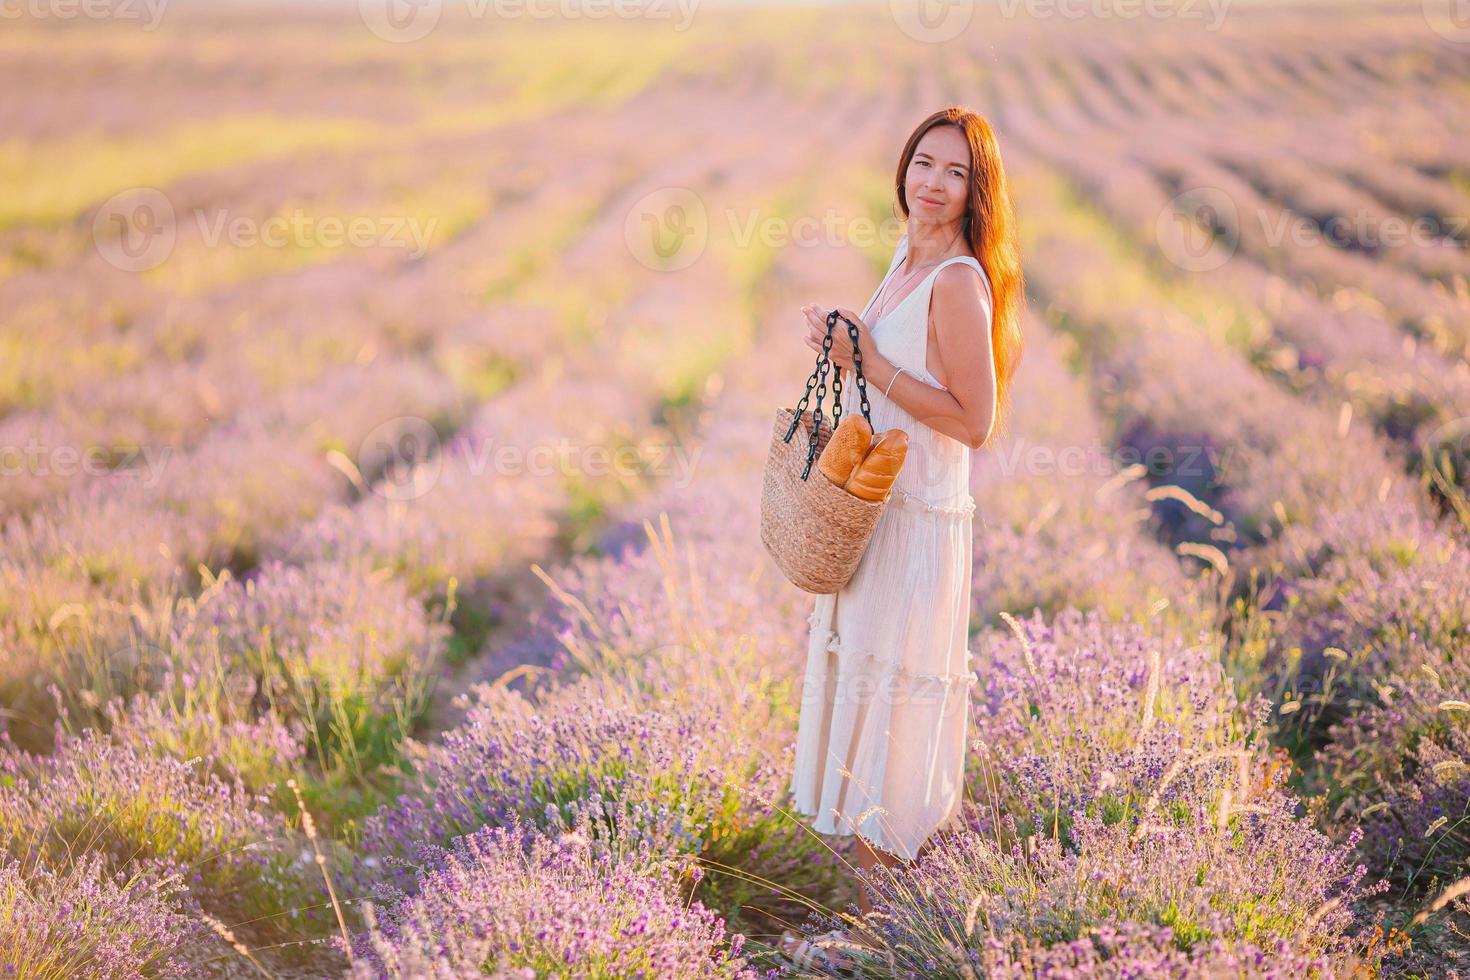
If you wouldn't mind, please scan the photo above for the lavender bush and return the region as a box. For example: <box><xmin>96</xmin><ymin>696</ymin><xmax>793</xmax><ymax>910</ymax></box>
<box><xmin>359</xmin><ymin>679</ymin><xmax>750</xmax><ymax>878</ymax></box>
<box><xmin>355</xmin><ymin>670</ymin><xmax>845</xmax><ymax>935</ymax></box>
<box><xmin>171</xmin><ymin>557</ymin><xmax>451</xmax><ymax>780</ymax></box>
<box><xmin>0</xmin><ymin>851</ymin><xmax>193</xmax><ymax>979</ymax></box>
<box><xmin>793</xmin><ymin>784</ymin><xmax>1386</xmax><ymax>978</ymax></box>
<box><xmin>0</xmin><ymin>726</ymin><xmax>319</xmax><ymax>945</ymax></box>
<box><xmin>103</xmin><ymin>687</ymin><xmax>307</xmax><ymax>797</ymax></box>
<box><xmin>349</xmin><ymin>820</ymin><xmax>761</xmax><ymax>978</ymax></box>
<box><xmin>1317</xmin><ymin>664</ymin><xmax>1470</xmax><ymax>890</ymax></box>
<box><xmin>967</xmin><ymin>607</ymin><xmax>1258</xmax><ymax>844</ymax></box>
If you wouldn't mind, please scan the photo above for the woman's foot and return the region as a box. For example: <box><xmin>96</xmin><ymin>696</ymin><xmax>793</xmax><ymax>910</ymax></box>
<box><xmin>777</xmin><ymin>928</ymin><xmax>862</xmax><ymax>972</ymax></box>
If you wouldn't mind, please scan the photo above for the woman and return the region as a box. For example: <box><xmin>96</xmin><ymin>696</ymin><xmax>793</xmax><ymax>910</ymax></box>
<box><xmin>782</xmin><ymin>106</ymin><xmax>1024</xmax><ymax>966</ymax></box>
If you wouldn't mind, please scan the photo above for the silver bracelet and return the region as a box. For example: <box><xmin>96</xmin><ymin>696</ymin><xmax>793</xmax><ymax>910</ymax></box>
<box><xmin>884</xmin><ymin>367</ymin><xmax>909</xmax><ymax>398</ymax></box>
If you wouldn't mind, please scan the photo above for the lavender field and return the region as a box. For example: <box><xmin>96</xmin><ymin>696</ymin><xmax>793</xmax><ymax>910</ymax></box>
<box><xmin>3</xmin><ymin>0</ymin><xmax>1470</xmax><ymax>975</ymax></box>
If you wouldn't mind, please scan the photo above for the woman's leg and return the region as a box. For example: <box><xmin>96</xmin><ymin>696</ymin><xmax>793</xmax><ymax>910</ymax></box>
<box><xmin>853</xmin><ymin>832</ymin><xmax>943</xmax><ymax>914</ymax></box>
<box><xmin>779</xmin><ymin>833</ymin><xmax>924</xmax><ymax>965</ymax></box>
<box><xmin>852</xmin><ymin>834</ymin><xmax>906</xmax><ymax>916</ymax></box>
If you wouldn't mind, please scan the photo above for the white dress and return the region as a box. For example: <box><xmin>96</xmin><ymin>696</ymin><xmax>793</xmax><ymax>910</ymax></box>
<box><xmin>790</xmin><ymin>233</ymin><xmax>991</xmax><ymax>861</ymax></box>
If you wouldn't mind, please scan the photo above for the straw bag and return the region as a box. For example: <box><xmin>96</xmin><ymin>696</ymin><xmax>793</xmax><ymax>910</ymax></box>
<box><xmin>760</xmin><ymin>310</ymin><xmax>900</xmax><ymax>594</ymax></box>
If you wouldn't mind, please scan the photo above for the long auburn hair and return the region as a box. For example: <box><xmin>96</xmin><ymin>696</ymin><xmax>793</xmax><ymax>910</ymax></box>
<box><xmin>892</xmin><ymin>106</ymin><xmax>1025</xmax><ymax>448</ymax></box>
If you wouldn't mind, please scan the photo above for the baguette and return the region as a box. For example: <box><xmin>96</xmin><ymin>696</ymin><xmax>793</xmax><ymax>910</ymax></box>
<box><xmin>844</xmin><ymin>428</ymin><xmax>908</xmax><ymax>501</ymax></box>
<box><xmin>816</xmin><ymin>414</ymin><xmax>874</xmax><ymax>487</ymax></box>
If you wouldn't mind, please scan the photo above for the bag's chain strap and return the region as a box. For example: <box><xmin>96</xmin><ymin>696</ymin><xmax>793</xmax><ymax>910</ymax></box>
<box><xmin>782</xmin><ymin>310</ymin><xmax>874</xmax><ymax>480</ymax></box>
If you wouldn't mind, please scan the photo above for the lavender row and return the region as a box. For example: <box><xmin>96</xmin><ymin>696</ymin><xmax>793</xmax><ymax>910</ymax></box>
<box><xmin>0</xmin><ymin>69</ymin><xmax>757</xmax><ymax>518</ymax></box>
<box><xmin>998</xmin><ymin>148</ymin><xmax>1470</xmax><ymax>901</ymax></box>
<box><xmin>0</xmin><ymin>70</ymin><xmax>844</xmax><ymax>766</ymax></box>
<box><xmin>1005</xmin><ymin>101</ymin><xmax>1470</xmax><ymax>499</ymax></box>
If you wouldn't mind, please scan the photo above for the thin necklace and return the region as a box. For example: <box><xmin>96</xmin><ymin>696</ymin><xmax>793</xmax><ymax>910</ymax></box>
<box><xmin>870</xmin><ymin>229</ymin><xmax>965</xmax><ymax>323</ymax></box>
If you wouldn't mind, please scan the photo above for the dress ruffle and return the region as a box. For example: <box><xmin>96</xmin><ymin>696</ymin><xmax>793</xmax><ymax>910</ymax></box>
<box><xmin>888</xmin><ymin>486</ymin><xmax>976</xmax><ymax>520</ymax></box>
<box><xmin>806</xmin><ymin>608</ymin><xmax>979</xmax><ymax>691</ymax></box>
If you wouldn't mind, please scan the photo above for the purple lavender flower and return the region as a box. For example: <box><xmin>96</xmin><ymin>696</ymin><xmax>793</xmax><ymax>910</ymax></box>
<box><xmin>0</xmin><ymin>851</ymin><xmax>194</xmax><ymax>978</ymax></box>
<box><xmin>348</xmin><ymin>820</ymin><xmax>758</xmax><ymax>978</ymax></box>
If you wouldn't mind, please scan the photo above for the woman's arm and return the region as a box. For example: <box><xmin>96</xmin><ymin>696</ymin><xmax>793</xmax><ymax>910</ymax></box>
<box><xmin>883</xmin><ymin>263</ymin><xmax>997</xmax><ymax>451</ymax></box>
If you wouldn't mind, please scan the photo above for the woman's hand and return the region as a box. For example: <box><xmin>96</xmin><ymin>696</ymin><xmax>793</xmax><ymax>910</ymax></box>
<box><xmin>802</xmin><ymin>304</ymin><xmax>879</xmax><ymax>374</ymax></box>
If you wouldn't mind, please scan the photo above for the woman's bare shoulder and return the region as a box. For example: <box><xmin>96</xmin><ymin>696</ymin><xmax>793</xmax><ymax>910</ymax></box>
<box><xmin>934</xmin><ymin>258</ymin><xmax>990</xmax><ymax>297</ymax></box>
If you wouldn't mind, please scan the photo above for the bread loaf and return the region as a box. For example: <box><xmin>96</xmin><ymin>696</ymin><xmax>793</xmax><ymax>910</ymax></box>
<box><xmin>844</xmin><ymin>429</ymin><xmax>908</xmax><ymax>501</ymax></box>
<box><xmin>817</xmin><ymin>414</ymin><xmax>874</xmax><ymax>487</ymax></box>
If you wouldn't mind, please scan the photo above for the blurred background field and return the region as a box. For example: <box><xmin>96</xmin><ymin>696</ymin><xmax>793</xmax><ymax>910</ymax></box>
<box><xmin>4</xmin><ymin>0</ymin><xmax>1470</xmax><ymax>976</ymax></box>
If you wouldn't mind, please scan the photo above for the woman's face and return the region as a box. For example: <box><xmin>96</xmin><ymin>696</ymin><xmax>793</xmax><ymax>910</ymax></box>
<box><xmin>905</xmin><ymin>125</ymin><xmax>971</xmax><ymax>229</ymax></box>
